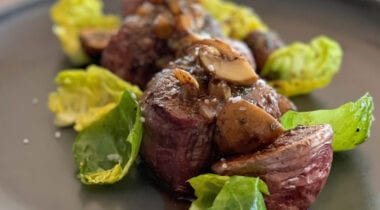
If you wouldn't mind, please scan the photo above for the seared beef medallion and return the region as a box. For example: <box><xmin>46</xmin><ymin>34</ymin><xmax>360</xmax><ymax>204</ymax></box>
<box><xmin>102</xmin><ymin>0</ymin><xmax>223</xmax><ymax>88</ymax></box>
<box><xmin>244</xmin><ymin>30</ymin><xmax>285</xmax><ymax>73</ymax></box>
<box><xmin>140</xmin><ymin>39</ymin><xmax>291</xmax><ymax>195</ymax></box>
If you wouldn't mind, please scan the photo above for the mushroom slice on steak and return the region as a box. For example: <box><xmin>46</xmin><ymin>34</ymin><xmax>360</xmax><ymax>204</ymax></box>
<box><xmin>140</xmin><ymin>39</ymin><xmax>285</xmax><ymax>196</ymax></box>
<box><xmin>212</xmin><ymin>125</ymin><xmax>334</xmax><ymax>210</ymax></box>
<box><xmin>215</xmin><ymin>99</ymin><xmax>284</xmax><ymax>155</ymax></box>
<box><xmin>79</xmin><ymin>29</ymin><xmax>114</xmax><ymax>61</ymax></box>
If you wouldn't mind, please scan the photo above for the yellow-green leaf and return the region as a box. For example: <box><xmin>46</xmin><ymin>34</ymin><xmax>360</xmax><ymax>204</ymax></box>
<box><xmin>280</xmin><ymin>93</ymin><xmax>374</xmax><ymax>151</ymax></box>
<box><xmin>50</xmin><ymin>0</ymin><xmax>121</xmax><ymax>65</ymax></box>
<box><xmin>48</xmin><ymin>65</ymin><xmax>142</xmax><ymax>129</ymax></box>
<box><xmin>200</xmin><ymin>0</ymin><xmax>268</xmax><ymax>39</ymax></box>
<box><xmin>262</xmin><ymin>36</ymin><xmax>343</xmax><ymax>96</ymax></box>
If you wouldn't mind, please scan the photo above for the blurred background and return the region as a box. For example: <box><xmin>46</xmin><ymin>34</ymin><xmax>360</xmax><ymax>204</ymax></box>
<box><xmin>0</xmin><ymin>0</ymin><xmax>41</xmax><ymax>20</ymax></box>
<box><xmin>0</xmin><ymin>0</ymin><xmax>28</xmax><ymax>13</ymax></box>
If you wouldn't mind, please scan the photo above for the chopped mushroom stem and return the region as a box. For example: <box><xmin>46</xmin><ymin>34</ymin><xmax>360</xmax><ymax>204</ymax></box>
<box><xmin>208</xmin><ymin>80</ymin><xmax>231</xmax><ymax>100</ymax></box>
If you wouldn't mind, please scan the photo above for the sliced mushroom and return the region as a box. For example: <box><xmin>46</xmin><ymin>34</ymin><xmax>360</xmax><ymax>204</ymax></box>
<box><xmin>198</xmin><ymin>40</ymin><xmax>259</xmax><ymax>86</ymax></box>
<box><xmin>208</xmin><ymin>80</ymin><xmax>231</xmax><ymax>100</ymax></box>
<box><xmin>172</xmin><ymin>33</ymin><xmax>211</xmax><ymax>50</ymax></box>
<box><xmin>79</xmin><ymin>29</ymin><xmax>113</xmax><ymax>60</ymax></box>
<box><xmin>199</xmin><ymin>99</ymin><xmax>219</xmax><ymax>121</ymax></box>
<box><xmin>215</xmin><ymin>99</ymin><xmax>284</xmax><ymax>154</ymax></box>
<box><xmin>212</xmin><ymin>125</ymin><xmax>334</xmax><ymax>210</ymax></box>
<box><xmin>176</xmin><ymin>14</ymin><xmax>193</xmax><ymax>31</ymax></box>
<box><xmin>153</xmin><ymin>14</ymin><xmax>174</xmax><ymax>39</ymax></box>
<box><xmin>196</xmin><ymin>39</ymin><xmax>236</xmax><ymax>59</ymax></box>
<box><xmin>173</xmin><ymin>68</ymin><xmax>199</xmax><ymax>99</ymax></box>
<box><xmin>173</xmin><ymin>68</ymin><xmax>199</xmax><ymax>88</ymax></box>
<box><xmin>199</xmin><ymin>104</ymin><xmax>216</xmax><ymax>120</ymax></box>
<box><xmin>167</xmin><ymin>0</ymin><xmax>181</xmax><ymax>15</ymax></box>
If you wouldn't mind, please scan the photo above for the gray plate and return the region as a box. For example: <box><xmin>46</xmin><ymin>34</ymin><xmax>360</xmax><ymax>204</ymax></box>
<box><xmin>0</xmin><ymin>0</ymin><xmax>379</xmax><ymax>209</ymax></box>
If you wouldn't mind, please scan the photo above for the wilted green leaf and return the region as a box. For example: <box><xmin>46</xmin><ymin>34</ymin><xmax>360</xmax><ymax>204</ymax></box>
<box><xmin>189</xmin><ymin>174</ymin><xmax>269</xmax><ymax>210</ymax></box>
<box><xmin>280</xmin><ymin>93</ymin><xmax>374</xmax><ymax>151</ymax></box>
<box><xmin>73</xmin><ymin>90</ymin><xmax>143</xmax><ymax>184</ymax></box>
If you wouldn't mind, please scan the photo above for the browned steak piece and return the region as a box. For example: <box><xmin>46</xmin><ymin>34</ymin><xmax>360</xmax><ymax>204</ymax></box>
<box><xmin>140</xmin><ymin>69</ymin><xmax>215</xmax><ymax>195</ymax></box>
<box><xmin>102</xmin><ymin>0</ymin><xmax>222</xmax><ymax>89</ymax></box>
<box><xmin>212</xmin><ymin>125</ymin><xmax>333</xmax><ymax>210</ymax></box>
<box><xmin>101</xmin><ymin>15</ymin><xmax>173</xmax><ymax>88</ymax></box>
<box><xmin>122</xmin><ymin>0</ymin><xmax>145</xmax><ymax>17</ymax></box>
<box><xmin>244</xmin><ymin>30</ymin><xmax>284</xmax><ymax>74</ymax></box>
<box><xmin>277</xmin><ymin>93</ymin><xmax>297</xmax><ymax>115</ymax></box>
<box><xmin>140</xmin><ymin>40</ymin><xmax>285</xmax><ymax>195</ymax></box>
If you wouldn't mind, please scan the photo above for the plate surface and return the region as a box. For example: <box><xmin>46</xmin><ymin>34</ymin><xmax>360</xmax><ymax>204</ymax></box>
<box><xmin>0</xmin><ymin>0</ymin><xmax>379</xmax><ymax>209</ymax></box>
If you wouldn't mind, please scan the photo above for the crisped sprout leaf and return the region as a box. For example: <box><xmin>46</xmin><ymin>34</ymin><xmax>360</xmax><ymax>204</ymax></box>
<box><xmin>261</xmin><ymin>36</ymin><xmax>343</xmax><ymax>96</ymax></box>
<box><xmin>48</xmin><ymin>65</ymin><xmax>142</xmax><ymax>130</ymax></box>
<box><xmin>200</xmin><ymin>0</ymin><xmax>268</xmax><ymax>39</ymax></box>
<box><xmin>189</xmin><ymin>174</ymin><xmax>269</xmax><ymax>210</ymax></box>
<box><xmin>73</xmin><ymin>91</ymin><xmax>143</xmax><ymax>184</ymax></box>
<box><xmin>50</xmin><ymin>0</ymin><xmax>120</xmax><ymax>64</ymax></box>
<box><xmin>280</xmin><ymin>93</ymin><xmax>374</xmax><ymax>151</ymax></box>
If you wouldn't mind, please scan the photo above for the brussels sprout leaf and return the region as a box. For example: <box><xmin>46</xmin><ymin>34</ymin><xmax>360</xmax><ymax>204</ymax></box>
<box><xmin>280</xmin><ymin>93</ymin><xmax>374</xmax><ymax>151</ymax></box>
<box><xmin>73</xmin><ymin>90</ymin><xmax>143</xmax><ymax>184</ymax></box>
<box><xmin>189</xmin><ymin>174</ymin><xmax>269</xmax><ymax>210</ymax></box>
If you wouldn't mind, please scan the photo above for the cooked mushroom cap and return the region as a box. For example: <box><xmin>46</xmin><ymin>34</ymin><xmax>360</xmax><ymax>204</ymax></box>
<box><xmin>215</xmin><ymin>99</ymin><xmax>284</xmax><ymax>154</ymax></box>
<box><xmin>79</xmin><ymin>29</ymin><xmax>113</xmax><ymax>59</ymax></box>
<box><xmin>196</xmin><ymin>39</ymin><xmax>237</xmax><ymax>59</ymax></box>
<box><xmin>198</xmin><ymin>39</ymin><xmax>259</xmax><ymax>86</ymax></box>
<box><xmin>176</xmin><ymin>14</ymin><xmax>193</xmax><ymax>31</ymax></box>
<box><xmin>153</xmin><ymin>14</ymin><xmax>174</xmax><ymax>39</ymax></box>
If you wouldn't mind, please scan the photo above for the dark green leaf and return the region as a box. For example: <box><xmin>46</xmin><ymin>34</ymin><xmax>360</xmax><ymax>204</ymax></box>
<box><xmin>73</xmin><ymin>90</ymin><xmax>143</xmax><ymax>184</ymax></box>
<box><xmin>189</xmin><ymin>174</ymin><xmax>268</xmax><ymax>210</ymax></box>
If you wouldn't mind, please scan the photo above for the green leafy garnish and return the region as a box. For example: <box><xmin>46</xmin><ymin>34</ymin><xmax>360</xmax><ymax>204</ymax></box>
<box><xmin>280</xmin><ymin>93</ymin><xmax>374</xmax><ymax>151</ymax></box>
<box><xmin>73</xmin><ymin>90</ymin><xmax>143</xmax><ymax>184</ymax></box>
<box><xmin>200</xmin><ymin>0</ymin><xmax>268</xmax><ymax>39</ymax></box>
<box><xmin>189</xmin><ymin>174</ymin><xmax>269</xmax><ymax>210</ymax></box>
<box><xmin>261</xmin><ymin>36</ymin><xmax>343</xmax><ymax>96</ymax></box>
<box><xmin>48</xmin><ymin>65</ymin><xmax>142</xmax><ymax>131</ymax></box>
<box><xmin>50</xmin><ymin>0</ymin><xmax>120</xmax><ymax>64</ymax></box>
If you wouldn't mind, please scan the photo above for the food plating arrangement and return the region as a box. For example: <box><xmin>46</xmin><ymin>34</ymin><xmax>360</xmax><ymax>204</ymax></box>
<box><xmin>48</xmin><ymin>0</ymin><xmax>375</xmax><ymax>209</ymax></box>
